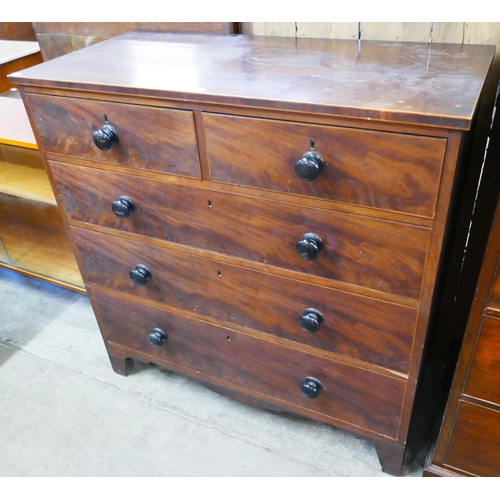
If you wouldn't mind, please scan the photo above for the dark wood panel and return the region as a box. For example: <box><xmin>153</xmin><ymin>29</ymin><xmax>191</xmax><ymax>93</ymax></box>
<box><xmin>92</xmin><ymin>288</ymin><xmax>406</xmax><ymax>439</ymax></box>
<box><xmin>26</xmin><ymin>94</ymin><xmax>201</xmax><ymax>178</ymax></box>
<box><xmin>0</xmin><ymin>23</ymin><xmax>37</xmax><ymax>41</ymax></box>
<box><xmin>204</xmin><ymin>113</ymin><xmax>446</xmax><ymax>218</ymax></box>
<box><xmin>50</xmin><ymin>162</ymin><xmax>430</xmax><ymax>298</ymax></box>
<box><xmin>9</xmin><ymin>33</ymin><xmax>495</xmax><ymax>129</ymax></box>
<box><xmin>443</xmin><ymin>401</ymin><xmax>500</xmax><ymax>476</ymax></box>
<box><xmin>32</xmin><ymin>22</ymin><xmax>236</xmax><ymax>37</ymax></box>
<box><xmin>72</xmin><ymin>226</ymin><xmax>418</xmax><ymax>373</ymax></box>
<box><xmin>464</xmin><ymin>315</ymin><xmax>500</xmax><ymax>405</ymax></box>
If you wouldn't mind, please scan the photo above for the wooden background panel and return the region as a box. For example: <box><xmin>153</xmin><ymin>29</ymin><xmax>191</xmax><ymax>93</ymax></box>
<box><xmin>240</xmin><ymin>22</ymin><xmax>296</xmax><ymax>37</ymax></box>
<box><xmin>360</xmin><ymin>22</ymin><xmax>433</xmax><ymax>42</ymax></box>
<box><xmin>296</xmin><ymin>23</ymin><xmax>359</xmax><ymax>40</ymax></box>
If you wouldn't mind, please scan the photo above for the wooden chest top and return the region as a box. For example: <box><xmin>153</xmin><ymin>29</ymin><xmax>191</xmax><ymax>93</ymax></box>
<box><xmin>10</xmin><ymin>32</ymin><xmax>495</xmax><ymax>129</ymax></box>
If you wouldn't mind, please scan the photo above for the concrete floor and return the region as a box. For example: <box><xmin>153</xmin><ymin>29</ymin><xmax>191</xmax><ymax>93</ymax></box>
<box><xmin>0</xmin><ymin>267</ymin><xmax>430</xmax><ymax>477</ymax></box>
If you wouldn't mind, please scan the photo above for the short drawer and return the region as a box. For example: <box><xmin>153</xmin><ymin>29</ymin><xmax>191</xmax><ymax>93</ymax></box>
<box><xmin>72</xmin><ymin>226</ymin><xmax>418</xmax><ymax>373</ymax></box>
<box><xmin>92</xmin><ymin>289</ymin><xmax>406</xmax><ymax>439</ymax></box>
<box><xmin>51</xmin><ymin>161</ymin><xmax>430</xmax><ymax>298</ymax></box>
<box><xmin>464</xmin><ymin>315</ymin><xmax>500</xmax><ymax>405</ymax></box>
<box><xmin>26</xmin><ymin>93</ymin><xmax>200</xmax><ymax>178</ymax></box>
<box><xmin>203</xmin><ymin>113</ymin><xmax>446</xmax><ymax>218</ymax></box>
<box><xmin>444</xmin><ymin>401</ymin><xmax>500</xmax><ymax>476</ymax></box>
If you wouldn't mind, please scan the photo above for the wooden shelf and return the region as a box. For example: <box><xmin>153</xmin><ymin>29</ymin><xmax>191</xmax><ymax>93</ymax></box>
<box><xmin>0</xmin><ymin>214</ymin><xmax>85</xmax><ymax>291</ymax></box>
<box><xmin>0</xmin><ymin>146</ymin><xmax>56</xmax><ymax>204</ymax></box>
<box><xmin>0</xmin><ymin>94</ymin><xmax>37</xmax><ymax>148</ymax></box>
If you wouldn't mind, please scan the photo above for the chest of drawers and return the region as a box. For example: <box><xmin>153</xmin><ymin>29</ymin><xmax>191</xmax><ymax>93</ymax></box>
<box><xmin>10</xmin><ymin>32</ymin><xmax>494</xmax><ymax>475</ymax></box>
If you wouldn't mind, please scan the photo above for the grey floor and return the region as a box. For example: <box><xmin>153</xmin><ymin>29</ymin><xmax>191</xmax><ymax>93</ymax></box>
<box><xmin>0</xmin><ymin>267</ymin><xmax>430</xmax><ymax>477</ymax></box>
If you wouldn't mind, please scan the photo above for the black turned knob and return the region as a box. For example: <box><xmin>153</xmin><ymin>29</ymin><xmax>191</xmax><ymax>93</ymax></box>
<box><xmin>296</xmin><ymin>233</ymin><xmax>324</xmax><ymax>261</ymax></box>
<box><xmin>299</xmin><ymin>308</ymin><xmax>324</xmax><ymax>333</ymax></box>
<box><xmin>112</xmin><ymin>196</ymin><xmax>135</xmax><ymax>219</ymax></box>
<box><xmin>147</xmin><ymin>328</ymin><xmax>167</xmax><ymax>347</ymax></box>
<box><xmin>93</xmin><ymin>124</ymin><xmax>119</xmax><ymax>151</ymax></box>
<box><xmin>295</xmin><ymin>152</ymin><xmax>325</xmax><ymax>181</ymax></box>
<box><xmin>129</xmin><ymin>264</ymin><xmax>152</xmax><ymax>286</ymax></box>
<box><xmin>300</xmin><ymin>377</ymin><xmax>323</xmax><ymax>400</ymax></box>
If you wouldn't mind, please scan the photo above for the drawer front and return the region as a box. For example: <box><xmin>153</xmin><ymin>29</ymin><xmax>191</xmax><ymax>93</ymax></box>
<box><xmin>51</xmin><ymin>161</ymin><xmax>430</xmax><ymax>298</ymax></box>
<box><xmin>92</xmin><ymin>289</ymin><xmax>406</xmax><ymax>438</ymax></box>
<box><xmin>73</xmin><ymin>226</ymin><xmax>418</xmax><ymax>373</ymax></box>
<box><xmin>203</xmin><ymin>113</ymin><xmax>446</xmax><ymax>218</ymax></box>
<box><xmin>27</xmin><ymin>94</ymin><xmax>201</xmax><ymax>178</ymax></box>
<box><xmin>464</xmin><ymin>315</ymin><xmax>500</xmax><ymax>405</ymax></box>
<box><xmin>444</xmin><ymin>401</ymin><xmax>500</xmax><ymax>476</ymax></box>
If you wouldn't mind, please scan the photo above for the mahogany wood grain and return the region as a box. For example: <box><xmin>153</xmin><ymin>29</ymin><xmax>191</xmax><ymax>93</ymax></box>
<box><xmin>26</xmin><ymin>94</ymin><xmax>201</xmax><ymax>178</ymax></box>
<box><xmin>464</xmin><ymin>315</ymin><xmax>500</xmax><ymax>405</ymax></box>
<box><xmin>204</xmin><ymin>113</ymin><xmax>446</xmax><ymax>218</ymax></box>
<box><xmin>50</xmin><ymin>161</ymin><xmax>430</xmax><ymax>298</ymax></box>
<box><xmin>0</xmin><ymin>23</ymin><xmax>37</xmax><ymax>41</ymax></box>
<box><xmin>9</xmin><ymin>33</ymin><xmax>495</xmax><ymax>130</ymax></box>
<box><xmin>91</xmin><ymin>288</ymin><xmax>406</xmax><ymax>439</ymax></box>
<box><xmin>1</xmin><ymin>51</ymin><xmax>42</xmax><ymax>93</ymax></box>
<box><xmin>72</xmin><ymin>226</ymin><xmax>418</xmax><ymax>373</ymax></box>
<box><xmin>442</xmin><ymin>401</ymin><xmax>500</xmax><ymax>476</ymax></box>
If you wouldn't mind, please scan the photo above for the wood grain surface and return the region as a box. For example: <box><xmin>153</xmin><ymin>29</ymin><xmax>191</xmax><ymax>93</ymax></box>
<box><xmin>92</xmin><ymin>288</ymin><xmax>406</xmax><ymax>439</ymax></box>
<box><xmin>26</xmin><ymin>93</ymin><xmax>201</xmax><ymax>178</ymax></box>
<box><xmin>49</xmin><ymin>161</ymin><xmax>431</xmax><ymax>298</ymax></box>
<box><xmin>72</xmin><ymin>226</ymin><xmax>418</xmax><ymax>373</ymax></box>
<box><xmin>464</xmin><ymin>315</ymin><xmax>500</xmax><ymax>405</ymax></box>
<box><xmin>9</xmin><ymin>32</ymin><xmax>495</xmax><ymax>129</ymax></box>
<box><xmin>204</xmin><ymin>112</ymin><xmax>446</xmax><ymax>218</ymax></box>
<box><xmin>443</xmin><ymin>401</ymin><xmax>500</xmax><ymax>476</ymax></box>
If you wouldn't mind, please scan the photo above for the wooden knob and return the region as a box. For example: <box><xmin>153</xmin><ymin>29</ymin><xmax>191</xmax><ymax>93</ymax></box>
<box><xmin>299</xmin><ymin>308</ymin><xmax>324</xmax><ymax>333</ymax></box>
<box><xmin>300</xmin><ymin>377</ymin><xmax>323</xmax><ymax>399</ymax></box>
<box><xmin>93</xmin><ymin>124</ymin><xmax>119</xmax><ymax>151</ymax></box>
<box><xmin>111</xmin><ymin>196</ymin><xmax>135</xmax><ymax>219</ymax></box>
<box><xmin>296</xmin><ymin>233</ymin><xmax>324</xmax><ymax>261</ymax></box>
<box><xmin>147</xmin><ymin>328</ymin><xmax>167</xmax><ymax>347</ymax></box>
<box><xmin>129</xmin><ymin>264</ymin><xmax>152</xmax><ymax>286</ymax></box>
<box><xmin>295</xmin><ymin>152</ymin><xmax>325</xmax><ymax>181</ymax></box>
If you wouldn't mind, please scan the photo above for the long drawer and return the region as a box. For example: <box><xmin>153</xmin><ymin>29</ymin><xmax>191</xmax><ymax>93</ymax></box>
<box><xmin>72</xmin><ymin>226</ymin><xmax>418</xmax><ymax>373</ymax></box>
<box><xmin>443</xmin><ymin>401</ymin><xmax>500</xmax><ymax>476</ymax></box>
<box><xmin>203</xmin><ymin>113</ymin><xmax>446</xmax><ymax>218</ymax></box>
<box><xmin>50</xmin><ymin>161</ymin><xmax>430</xmax><ymax>298</ymax></box>
<box><xmin>26</xmin><ymin>94</ymin><xmax>201</xmax><ymax>178</ymax></box>
<box><xmin>92</xmin><ymin>289</ymin><xmax>406</xmax><ymax>439</ymax></box>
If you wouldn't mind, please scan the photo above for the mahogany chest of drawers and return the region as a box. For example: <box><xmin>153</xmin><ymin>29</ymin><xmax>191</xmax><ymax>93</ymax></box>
<box><xmin>10</xmin><ymin>32</ymin><xmax>494</xmax><ymax>475</ymax></box>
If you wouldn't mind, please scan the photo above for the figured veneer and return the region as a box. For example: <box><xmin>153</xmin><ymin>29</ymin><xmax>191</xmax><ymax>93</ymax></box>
<box><xmin>26</xmin><ymin>94</ymin><xmax>201</xmax><ymax>178</ymax></box>
<box><xmin>204</xmin><ymin>113</ymin><xmax>446</xmax><ymax>218</ymax></box>
<box><xmin>49</xmin><ymin>161</ymin><xmax>430</xmax><ymax>298</ymax></box>
<box><xmin>92</xmin><ymin>288</ymin><xmax>406</xmax><ymax>439</ymax></box>
<box><xmin>72</xmin><ymin>226</ymin><xmax>418</xmax><ymax>373</ymax></box>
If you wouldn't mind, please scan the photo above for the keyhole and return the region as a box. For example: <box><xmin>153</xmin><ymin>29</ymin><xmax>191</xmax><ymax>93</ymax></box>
<box><xmin>103</xmin><ymin>114</ymin><xmax>108</xmax><ymax>123</ymax></box>
<box><xmin>217</xmin><ymin>270</ymin><xmax>222</xmax><ymax>277</ymax></box>
<box><xmin>226</xmin><ymin>335</ymin><xmax>231</xmax><ymax>341</ymax></box>
<box><xmin>207</xmin><ymin>200</ymin><xmax>213</xmax><ymax>208</ymax></box>
<box><xmin>309</xmin><ymin>139</ymin><xmax>315</xmax><ymax>150</ymax></box>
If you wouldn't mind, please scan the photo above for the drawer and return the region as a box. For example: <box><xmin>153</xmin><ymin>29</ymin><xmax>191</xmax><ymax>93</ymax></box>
<box><xmin>51</xmin><ymin>161</ymin><xmax>430</xmax><ymax>298</ymax></box>
<box><xmin>444</xmin><ymin>401</ymin><xmax>500</xmax><ymax>476</ymax></box>
<box><xmin>92</xmin><ymin>289</ymin><xmax>406</xmax><ymax>439</ymax></box>
<box><xmin>203</xmin><ymin>113</ymin><xmax>446</xmax><ymax>218</ymax></box>
<box><xmin>73</xmin><ymin>226</ymin><xmax>418</xmax><ymax>373</ymax></box>
<box><xmin>26</xmin><ymin>94</ymin><xmax>201</xmax><ymax>178</ymax></box>
<box><xmin>464</xmin><ymin>315</ymin><xmax>500</xmax><ymax>405</ymax></box>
